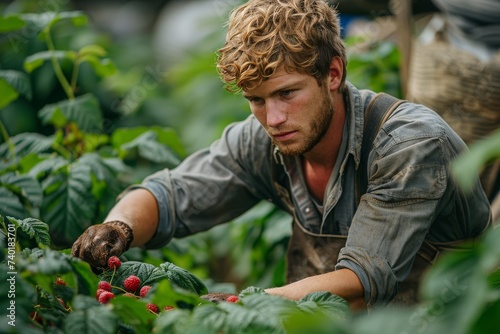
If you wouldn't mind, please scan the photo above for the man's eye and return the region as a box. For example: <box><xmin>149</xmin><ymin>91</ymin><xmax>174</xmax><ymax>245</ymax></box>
<box><xmin>250</xmin><ymin>97</ymin><xmax>264</xmax><ymax>104</ymax></box>
<box><xmin>280</xmin><ymin>90</ymin><xmax>293</xmax><ymax>97</ymax></box>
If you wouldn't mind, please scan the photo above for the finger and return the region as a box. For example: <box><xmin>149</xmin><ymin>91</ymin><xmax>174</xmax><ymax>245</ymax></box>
<box><xmin>90</xmin><ymin>238</ymin><xmax>111</xmax><ymax>269</ymax></box>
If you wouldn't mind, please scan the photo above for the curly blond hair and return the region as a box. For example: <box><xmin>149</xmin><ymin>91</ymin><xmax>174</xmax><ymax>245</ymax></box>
<box><xmin>217</xmin><ymin>0</ymin><xmax>347</xmax><ymax>92</ymax></box>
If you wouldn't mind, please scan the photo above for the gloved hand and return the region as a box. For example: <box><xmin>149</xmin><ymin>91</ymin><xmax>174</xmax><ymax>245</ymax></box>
<box><xmin>71</xmin><ymin>220</ymin><xmax>134</xmax><ymax>270</ymax></box>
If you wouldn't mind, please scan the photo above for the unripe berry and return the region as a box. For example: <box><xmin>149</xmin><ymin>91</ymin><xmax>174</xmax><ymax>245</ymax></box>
<box><xmin>139</xmin><ymin>285</ymin><xmax>151</xmax><ymax>298</ymax></box>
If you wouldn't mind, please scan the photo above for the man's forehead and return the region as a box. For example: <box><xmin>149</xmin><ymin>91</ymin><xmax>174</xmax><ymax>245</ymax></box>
<box><xmin>242</xmin><ymin>68</ymin><xmax>306</xmax><ymax>95</ymax></box>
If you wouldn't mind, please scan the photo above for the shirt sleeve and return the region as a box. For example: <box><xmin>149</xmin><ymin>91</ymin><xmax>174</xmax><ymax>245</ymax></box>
<box><xmin>336</xmin><ymin>104</ymin><xmax>452</xmax><ymax>305</ymax></box>
<box><xmin>119</xmin><ymin>115</ymin><xmax>275</xmax><ymax>249</ymax></box>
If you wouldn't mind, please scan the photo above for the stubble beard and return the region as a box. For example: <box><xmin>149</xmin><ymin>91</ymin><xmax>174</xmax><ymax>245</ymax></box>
<box><xmin>276</xmin><ymin>95</ymin><xmax>334</xmax><ymax>156</ymax></box>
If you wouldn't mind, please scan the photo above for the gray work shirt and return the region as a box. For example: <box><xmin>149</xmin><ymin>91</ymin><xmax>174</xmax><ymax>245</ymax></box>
<box><xmin>124</xmin><ymin>82</ymin><xmax>491</xmax><ymax>305</ymax></box>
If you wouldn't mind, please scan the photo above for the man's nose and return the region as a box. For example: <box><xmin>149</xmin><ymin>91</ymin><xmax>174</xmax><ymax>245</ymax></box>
<box><xmin>266</xmin><ymin>101</ymin><xmax>287</xmax><ymax>127</ymax></box>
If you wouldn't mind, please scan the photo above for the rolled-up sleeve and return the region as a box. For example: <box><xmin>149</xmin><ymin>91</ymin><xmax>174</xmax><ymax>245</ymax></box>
<box><xmin>336</xmin><ymin>106</ymin><xmax>450</xmax><ymax>305</ymax></box>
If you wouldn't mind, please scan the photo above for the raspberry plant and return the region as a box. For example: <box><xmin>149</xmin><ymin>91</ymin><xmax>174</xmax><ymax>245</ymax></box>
<box><xmin>1</xmin><ymin>215</ymin><xmax>500</xmax><ymax>333</ymax></box>
<box><xmin>0</xmin><ymin>11</ymin><xmax>185</xmax><ymax>249</ymax></box>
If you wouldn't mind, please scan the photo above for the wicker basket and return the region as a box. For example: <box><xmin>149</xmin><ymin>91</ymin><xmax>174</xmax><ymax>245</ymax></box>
<box><xmin>407</xmin><ymin>17</ymin><xmax>500</xmax><ymax>199</ymax></box>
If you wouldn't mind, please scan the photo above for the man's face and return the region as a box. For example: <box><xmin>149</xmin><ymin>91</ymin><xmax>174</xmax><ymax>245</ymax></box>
<box><xmin>242</xmin><ymin>67</ymin><xmax>333</xmax><ymax>156</ymax></box>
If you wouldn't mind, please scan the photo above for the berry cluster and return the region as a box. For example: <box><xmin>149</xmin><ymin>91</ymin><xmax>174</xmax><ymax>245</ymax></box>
<box><xmin>30</xmin><ymin>276</ymin><xmax>72</xmax><ymax>326</ymax></box>
<box><xmin>94</xmin><ymin>256</ymin><xmax>174</xmax><ymax>314</ymax></box>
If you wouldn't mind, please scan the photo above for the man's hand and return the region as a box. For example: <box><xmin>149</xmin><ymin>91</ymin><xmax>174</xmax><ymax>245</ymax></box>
<box><xmin>71</xmin><ymin>220</ymin><xmax>134</xmax><ymax>270</ymax></box>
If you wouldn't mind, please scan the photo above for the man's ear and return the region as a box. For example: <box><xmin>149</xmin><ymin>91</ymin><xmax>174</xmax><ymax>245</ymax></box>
<box><xmin>328</xmin><ymin>56</ymin><xmax>343</xmax><ymax>92</ymax></box>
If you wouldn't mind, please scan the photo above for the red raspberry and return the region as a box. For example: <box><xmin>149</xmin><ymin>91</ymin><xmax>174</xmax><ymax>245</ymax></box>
<box><xmin>96</xmin><ymin>288</ymin><xmax>106</xmax><ymax>300</ymax></box>
<box><xmin>98</xmin><ymin>291</ymin><xmax>115</xmax><ymax>304</ymax></box>
<box><xmin>98</xmin><ymin>281</ymin><xmax>112</xmax><ymax>292</ymax></box>
<box><xmin>55</xmin><ymin>277</ymin><xmax>66</xmax><ymax>286</ymax></box>
<box><xmin>107</xmin><ymin>256</ymin><xmax>121</xmax><ymax>270</ymax></box>
<box><xmin>139</xmin><ymin>285</ymin><xmax>151</xmax><ymax>298</ymax></box>
<box><xmin>123</xmin><ymin>275</ymin><xmax>141</xmax><ymax>292</ymax></box>
<box><xmin>30</xmin><ymin>311</ymin><xmax>43</xmax><ymax>324</ymax></box>
<box><xmin>146</xmin><ymin>303</ymin><xmax>159</xmax><ymax>314</ymax></box>
<box><xmin>164</xmin><ymin>306</ymin><xmax>174</xmax><ymax>311</ymax></box>
<box><xmin>226</xmin><ymin>295</ymin><xmax>238</xmax><ymax>303</ymax></box>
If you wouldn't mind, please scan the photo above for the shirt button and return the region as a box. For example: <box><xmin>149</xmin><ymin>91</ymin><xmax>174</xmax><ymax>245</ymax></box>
<box><xmin>304</xmin><ymin>207</ymin><xmax>311</xmax><ymax>214</ymax></box>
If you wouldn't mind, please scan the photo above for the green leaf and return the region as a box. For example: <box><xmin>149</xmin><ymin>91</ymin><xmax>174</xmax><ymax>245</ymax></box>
<box><xmin>0</xmin><ymin>270</ymin><xmax>39</xmax><ymax>334</ymax></box>
<box><xmin>154</xmin><ymin>308</ymin><xmax>191</xmax><ymax>333</ymax></box>
<box><xmin>160</xmin><ymin>261</ymin><xmax>208</xmax><ymax>295</ymax></box>
<box><xmin>0</xmin><ymin>133</ymin><xmax>55</xmax><ymax>157</ymax></box>
<box><xmin>182</xmin><ymin>303</ymin><xmax>228</xmax><ymax>333</ymax></box>
<box><xmin>77</xmin><ymin>153</ymin><xmax>126</xmax><ymax>203</ymax></box>
<box><xmin>8</xmin><ymin>216</ymin><xmax>50</xmax><ymax>246</ymax></box>
<box><xmin>77</xmin><ymin>153</ymin><xmax>125</xmax><ymax>181</ymax></box>
<box><xmin>29</xmin><ymin>156</ymin><xmax>68</xmax><ymax>179</ymax></box>
<box><xmin>70</xmin><ymin>259</ymin><xmax>100</xmax><ymax>296</ymax></box>
<box><xmin>111</xmin><ymin>126</ymin><xmax>186</xmax><ymax>158</ymax></box>
<box><xmin>38</xmin><ymin>94</ymin><xmax>103</xmax><ymax>132</ymax></box>
<box><xmin>19</xmin><ymin>12</ymin><xmax>57</xmax><ymax>34</ymax></box>
<box><xmin>40</xmin><ymin>160</ymin><xmax>96</xmax><ymax>247</ymax></box>
<box><xmin>0</xmin><ymin>14</ymin><xmax>25</xmax><ymax>32</ymax></box>
<box><xmin>297</xmin><ymin>292</ymin><xmax>350</xmax><ymax>319</ymax></box>
<box><xmin>18</xmin><ymin>249</ymin><xmax>73</xmax><ymax>294</ymax></box>
<box><xmin>0</xmin><ymin>172</ymin><xmax>42</xmax><ymax>219</ymax></box>
<box><xmin>24</xmin><ymin>50</ymin><xmax>76</xmax><ymax>73</ymax></box>
<box><xmin>0</xmin><ymin>79</ymin><xmax>19</xmax><ymax>109</ymax></box>
<box><xmin>239</xmin><ymin>292</ymin><xmax>296</xmax><ymax>316</ymax></box>
<box><xmin>452</xmin><ymin>129</ymin><xmax>500</xmax><ymax>191</ymax></box>
<box><xmin>81</xmin><ymin>55</ymin><xmax>117</xmax><ymax>77</ymax></box>
<box><xmin>78</xmin><ymin>44</ymin><xmax>107</xmax><ymax>57</ymax></box>
<box><xmin>64</xmin><ymin>296</ymin><xmax>117</xmax><ymax>334</ymax></box>
<box><xmin>110</xmin><ymin>296</ymin><xmax>156</xmax><ymax>333</ymax></box>
<box><xmin>0</xmin><ymin>70</ymin><xmax>32</xmax><ymax>100</ymax></box>
<box><xmin>150</xmin><ymin>278</ymin><xmax>205</xmax><ymax>310</ymax></box>
<box><xmin>418</xmin><ymin>240</ymin><xmax>494</xmax><ymax>334</ymax></box>
<box><xmin>46</xmin><ymin>11</ymin><xmax>88</xmax><ymax>31</ymax></box>
<box><xmin>218</xmin><ymin>299</ymin><xmax>282</xmax><ymax>333</ymax></box>
<box><xmin>120</xmin><ymin>131</ymin><xmax>181</xmax><ymax>165</ymax></box>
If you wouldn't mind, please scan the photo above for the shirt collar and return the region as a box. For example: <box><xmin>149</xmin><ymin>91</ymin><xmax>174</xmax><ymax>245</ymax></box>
<box><xmin>344</xmin><ymin>81</ymin><xmax>364</xmax><ymax>169</ymax></box>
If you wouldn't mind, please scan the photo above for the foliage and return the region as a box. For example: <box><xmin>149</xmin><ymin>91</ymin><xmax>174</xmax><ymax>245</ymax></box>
<box><xmin>346</xmin><ymin>38</ymin><xmax>402</xmax><ymax>98</ymax></box>
<box><xmin>1</xmin><ymin>3</ymin><xmax>498</xmax><ymax>334</ymax></box>
<box><xmin>2</xmin><ymin>214</ymin><xmax>500</xmax><ymax>333</ymax></box>
<box><xmin>0</xmin><ymin>11</ymin><xmax>184</xmax><ymax>248</ymax></box>
<box><xmin>0</xmin><ymin>216</ymin><xmax>353</xmax><ymax>334</ymax></box>
<box><xmin>452</xmin><ymin>128</ymin><xmax>500</xmax><ymax>192</ymax></box>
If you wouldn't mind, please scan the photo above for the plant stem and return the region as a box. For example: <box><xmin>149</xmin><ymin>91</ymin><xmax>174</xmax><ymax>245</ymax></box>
<box><xmin>44</xmin><ymin>28</ymin><xmax>75</xmax><ymax>100</ymax></box>
<box><xmin>52</xmin><ymin>142</ymin><xmax>72</xmax><ymax>160</ymax></box>
<box><xmin>0</xmin><ymin>119</ymin><xmax>15</xmax><ymax>158</ymax></box>
<box><xmin>71</xmin><ymin>59</ymin><xmax>81</xmax><ymax>93</ymax></box>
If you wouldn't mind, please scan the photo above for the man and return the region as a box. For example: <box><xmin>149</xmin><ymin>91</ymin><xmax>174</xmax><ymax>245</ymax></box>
<box><xmin>71</xmin><ymin>0</ymin><xmax>491</xmax><ymax>309</ymax></box>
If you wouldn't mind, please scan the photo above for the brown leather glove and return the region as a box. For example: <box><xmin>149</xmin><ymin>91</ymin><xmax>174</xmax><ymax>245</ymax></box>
<box><xmin>71</xmin><ymin>220</ymin><xmax>134</xmax><ymax>270</ymax></box>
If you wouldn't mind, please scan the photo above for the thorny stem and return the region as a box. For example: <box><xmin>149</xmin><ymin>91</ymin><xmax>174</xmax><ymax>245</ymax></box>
<box><xmin>44</xmin><ymin>28</ymin><xmax>75</xmax><ymax>100</ymax></box>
